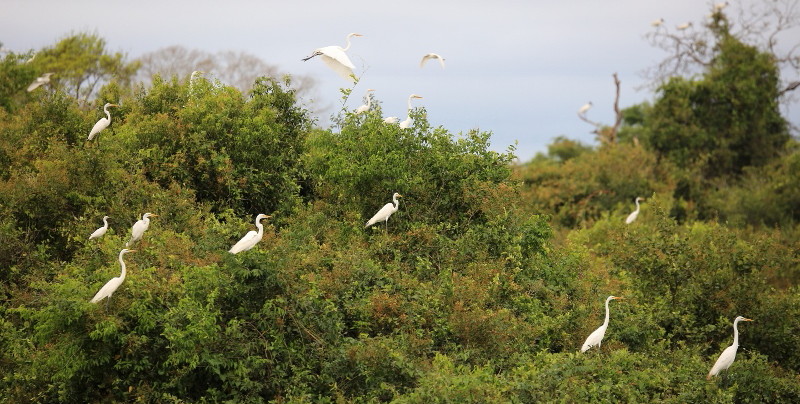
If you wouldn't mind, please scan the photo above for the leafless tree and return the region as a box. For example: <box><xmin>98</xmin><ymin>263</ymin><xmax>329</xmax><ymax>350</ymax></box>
<box><xmin>642</xmin><ymin>0</ymin><xmax>800</xmax><ymax>94</ymax></box>
<box><xmin>135</xmin><ymin>45</ymin><xmax>316</xmax><ymax>97</ymax></box>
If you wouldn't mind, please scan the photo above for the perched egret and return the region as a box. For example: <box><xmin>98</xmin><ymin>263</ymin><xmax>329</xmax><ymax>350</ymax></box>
<box><xmin>90</xmin><ymin>249</ymin><xmax>136</xmax><ymax>308</ymax></box>
<box><xmin>87</xmin><ymin>103</ymin><xmax>119</xmax><ymax>141</ymax></box>
<box><xmin>714</xmin><ymin>1</ymin><xmax>729</xmax><ymax>11</ymax></box>
<box><xmin>399</xmin><ymin>94</ymin><xmax>423</xmax><ymax>129</ymax></box>
<box><xmin>365</xmin><ymin>192</ymin><xmax>403</xmax><ymax>232</ymax></box>
<box><xmin>355</xmin><ymin>89</ymin><xmax>375</xmax><ymax>114</ymax></box>
<box><xmin>625</xmin><ymin>197</ymin><xmax>644</xmax><ymax>224</ymax></box>
<box><xmin>302</xmin><ymin>33</ymin><xmax>363</xmax><ymax>82</ymax></box>
<box><xmin>581</xmin><ymin>296</ymin><xmax>624</xmax><ymax>352</ymax></box>
<box><xmin>126</xmin><ymin>213</ymin><xmax>157</xmax><ymax>247</ymax></box>
<box><xmin>677</xmin><ymin>22</ymin><xmax>693</xmax><ymax>30</ymax></box>
<box><xmin>707</xmin><ymin>316</ymin><xmax>754</xmax><ymax>380</ymax></box>
<box><xmin>26</xmin><ymin>72</ymin><xmax>54</xmax><ymax>92</ymax></box>
<box><xmin>651</xmin><ymin>18</ymin><xmax>665</xmax><ymax>27</ymax></box>
<box><xmin>229</xmin><ymin>214</ymin><xmax>271</xmax><ymax>254</ymax></box>
<box><xmin>89</xmin><ymin>216</ymin><xmax>110</xmax><ymax>240</ymax></box>
<box><xmin>420</xmin><ymin>53</ymin><xmax>446</xmax><ymax>69</ymax></box>
<box><xmin>578</xmin><ymin>101</ymin><xmax>593</xmax><ymax>116</ymax></box>
<box><xmin>383</xmin><ymin>116</ymin><xmax>399</xmax><ymax>124</ymax></box>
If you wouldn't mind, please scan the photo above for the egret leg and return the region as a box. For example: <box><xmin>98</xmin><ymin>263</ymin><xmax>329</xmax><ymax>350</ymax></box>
<box><xmin>105</xmin><ymin>296</ymin><xmax>110</xmax><ymax>312</ymax></box>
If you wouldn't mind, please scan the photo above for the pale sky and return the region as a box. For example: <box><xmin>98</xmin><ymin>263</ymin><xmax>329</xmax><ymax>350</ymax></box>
<box><xmin>2</xmin><ymin>0</ymin><xmax>798</xmax><ymax>161</ymax></box>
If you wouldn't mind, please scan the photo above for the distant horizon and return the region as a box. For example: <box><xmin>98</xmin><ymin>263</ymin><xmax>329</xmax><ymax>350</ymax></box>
<box><xmin>2</xmin><ymin>0</ymin><xmax>798</xmax><ymax>161</ymax></box>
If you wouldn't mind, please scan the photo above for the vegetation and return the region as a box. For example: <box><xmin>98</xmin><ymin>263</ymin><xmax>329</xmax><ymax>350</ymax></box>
<box><xmin>1</xmin><ymin>7</ymin><xmax>799</xmax><ymax>403</ymax></box>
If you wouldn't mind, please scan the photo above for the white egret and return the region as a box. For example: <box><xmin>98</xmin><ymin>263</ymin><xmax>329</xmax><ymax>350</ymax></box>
<box><xmin>714</xmin><ymin>2</ymin><xmax>729</xmax><ymax>11</ymax></box>
<box><xmin>578</xmin><ymin>101</ymin><xmax>593</xmax><ymax>116</ymax></box>
<box><xmin>625</xmin><ymin>197</ymin><xmax>644</xmax><ymax>224</ymax></box>
<box><xmin>126</xmin><ymin>213</ymin><xmax>157</xmax><ymax>247</ymax></box>
<box><xmin>89</xmin><ymin>216</ymin><xmax>110</xmax><ymax>240</ymax></box>
<box><xmin>581</xmin><ymin>296</ymin><xmax>624</xmax><ymax>352</ymax></box>
<box><xmin>383</xmin><ymin>116</ymin><xmax>399</xmax><ymax>124</ymax></box>
<box><xmin>399</xmin><ymin>94</ymin><xmax>423</xmax><ymax>129</ymax></box>
<box><xmin>90</xmin><ymin>249</ymin><xmax>136</xmax><ymax>308</ymax></box>
<box><xmin>420</xmin><ymin>53</ymin><xmax>446</xmax><ymax>69</ymax></box>
<box><xmin>651</xmin><ymin>18</ymin><xmax>665</xmax><ymax>27</ymax></box>
<box><xmin>87</xmin><ymin>103</ymin><xmax>119</xmax><ymax>141</ymax></box>
<box><xmin>677</xmin><ymin>22</ymin><xmax>693</xmax><ymax>30</ymax></box>
<box><xmin>355</xmin><ymin>89</ymin><xmax>375</xmax><ymax>114</ymax></box>
<box><xmin>365</xmin><ymin>192</ymin><xmax>403</xmax><ymax>232</ymax></box>
<box><xmin>707</xmin><ymin>316</ymin><xmax>753</xmax><ymax>380</ymax></box>
<box><xmin>228</xmin><ymin>214</ymin><xmax>271</xmax><ymax>254</ymax></box>
<box><xmin>302</xmin><ymin>33</ymin><xmax>363</xmax><ymax>82</ymax></box>
<box><xmin>26</xmin><ymin>72</ymin><xmax>54</xmax><ymax>92</ymax></box>
<box><xmin>189</xmin><ymin>70</ymin><xmax>204</xmax><ymax>93</ymax></box>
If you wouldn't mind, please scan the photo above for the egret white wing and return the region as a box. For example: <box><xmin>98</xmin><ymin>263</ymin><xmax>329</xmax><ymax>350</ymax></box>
<box><xmin>581</xmin><ymin>325</ymin><xmax>607</xmax><ymax>352</ymax></box>
<box><xmin>365</xmin><ymin>203</ymin><xmax>394</xmax><ymax>228</ymax></box>
<box><xmin>320</xmin><ymin>54</ymin><xmax>356</xmax><ymax>82</ymax></box>
<box><xmin>90</xmin><ymin>276</ymin><xmax>123</xmax><ymax>303</ymax></box>
<box><xmin>229</xmin><ymin>230</ymin><xmax>260</xmax><ymax>254</ymax></box>
<box><xmin>89</xmin><ymin>226</ymin><xmax>107</xmax><ymax>240</ymax></box>
<box><xmin>27</xmin><ymin>80</ymin><xmax>44</xmax><ymax>92</ymax></box>
<box><xmin>708</xmin><ymin>345</ymin><xmax>737</xmax><ymax>378</ymax></box>
<box><xmin>88</xmin><ymin>118</ymin><xmax>110</xmax><ymax>140</ymax></box>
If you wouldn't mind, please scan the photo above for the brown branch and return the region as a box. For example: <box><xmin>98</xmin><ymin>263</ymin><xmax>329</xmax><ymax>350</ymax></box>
<box><xmin>607</xmin><ymin>73</ymin><xmax>623</xmax><ymax>144</ymax></box>
<box><xmin>577</xmin><ymin>112</ymin><xmax>602</xmax><ymax>129</ymax></box>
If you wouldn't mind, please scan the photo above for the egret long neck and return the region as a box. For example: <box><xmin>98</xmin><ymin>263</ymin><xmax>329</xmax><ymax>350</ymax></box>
<box><xmin>732</xmin><ymin>318</ymin><xmax>740</xmax><ymax>346</ymax></box>
<box><xmin>118</xmin><ymin>252</ymin><xmax>127</xmax><ymax>280</ymax></box>
<box><xmin>255</xmin><ymin>220</ymin><xmax>264</xmax><ymax>238</ymax></box>
<box><xmin>342</xmin><ymin>34</ymin><xmax>354</xmax><ymax>51</ymax></box>
<box><xmin>102</xmin><ymin>217</ymin><xmax>109</xmax><ymax>227</ymax></box>
<box><xmin>407</xmin><ymin>97</ymin><xmax>414</xmax><ymax>112</ymax></box>
<box><xmin>634</xmin><ymin>198</ymin><xmax>640</xmax><ymax>212</ymax></box>
<box><xmin>104</xmin><ymin>105</ymin><xmax>112</xmax><ymax>121</ymax></box>
<box><xmin>393</xmin><ymin>195</ymin><xmax>400</xmax><ymax>210</ymax></box>
<box><xmin>603</xmin><ymin>298</ymin><xmax>612</xmax><ymax>326</ymax></box>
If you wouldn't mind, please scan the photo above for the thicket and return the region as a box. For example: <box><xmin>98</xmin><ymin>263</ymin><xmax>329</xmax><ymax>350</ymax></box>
<box><xmin>1</xmin><ymin>10</ymin><xmax>799</xmax><ymax>403</ymax></box>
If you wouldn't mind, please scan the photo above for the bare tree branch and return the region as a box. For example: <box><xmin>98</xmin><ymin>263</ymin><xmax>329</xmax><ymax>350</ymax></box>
<box><xmin>642</xmin><ymin>0</ymin><xmax>800</xmax><ymax>92</ymax></box>
<box><xmin>135</xmin><ymin>45</ymin><xmax>317</xmax><ymax>98</ymax></box>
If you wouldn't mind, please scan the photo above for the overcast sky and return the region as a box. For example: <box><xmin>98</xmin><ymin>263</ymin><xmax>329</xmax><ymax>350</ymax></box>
<box><xmin>2</xmin><ymin>0</ymin><xmax>798</xmax><ymax>161</ymax></box>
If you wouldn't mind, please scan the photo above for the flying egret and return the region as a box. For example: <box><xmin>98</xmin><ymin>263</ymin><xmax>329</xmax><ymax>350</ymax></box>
<box><xmin>420</xmin><ymin>53</ymin><xmax>446</xmax><ymax>69</ymax></box>
<box><xmin>355</xmin><ymin>89</ymin><xmax>375</xmax><ymax>114</ymax></box>
<box><xmin>581</xmin><ymin>296</ymin><xmax>624</xmax><ymax>352</ymax></box>
<box><xmin>399</xmin><ymin>94</ymin><xmax>423</xmax><ymax>129</ymax></box>
<box><xmin>228</xmin><ymin>214</ymin><xmax>271</xmax><ymax>254</ymax></box>
<box><xmin>26</xmin><ymin>72</ymin><xmax>54</xmax><ymax>92</ymax></box>
<box><xmin>126</xmin><ymin>213</ymin><xmax>157</xmax><ymax>247</ymax></box>
<box><xmin>578</xmin><ymin>101</ymin><xmax>592</xmax><ymax>116</ymax></box>
<box><xmin>90</xmin><ymin>249</ymin><xmax>136</xmax><ymax>308</ymax></box>
<box><xmin>302</xmin><ymin>33</ymin><xmax>363</xmax><ymax>82</ymax></box>
<box><xmin>651</xmin><ymin>18</ymin><xmax>665</xmax><ymax>27</ymax></box>
<box><xmin>87</xmin><ymin>103</ymin><xmax>119</xmax><ymax>141</ymax></box>
<box><xmin>707</xmin><ymin>316</ymin><xmax>753</xmax><ymax>380</ymax></box>
<box><xmin>677</xmin><ymin>22</ymin><xmax>693</xmax><ymax>30</ymax></box>
<box><xmin>365</xmin><ymin>192</ymin><xmax>403</xmax><ymax>232</ymax></box>
<box><xmin>89</xmin><ymin>216</ymin><xmax>110</xmax><ymax>240</ymax></box>
<box><xmin>625</xmin><ymin>197</ymin><xmax>644</xmax><ymax>224</ymax></box>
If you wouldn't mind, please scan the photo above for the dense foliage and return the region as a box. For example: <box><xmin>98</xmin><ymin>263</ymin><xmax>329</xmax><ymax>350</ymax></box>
<box><xmin>1</xmin><ymin>12</ymin><xmax>799</xmax><ymax>403</ymax></box>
